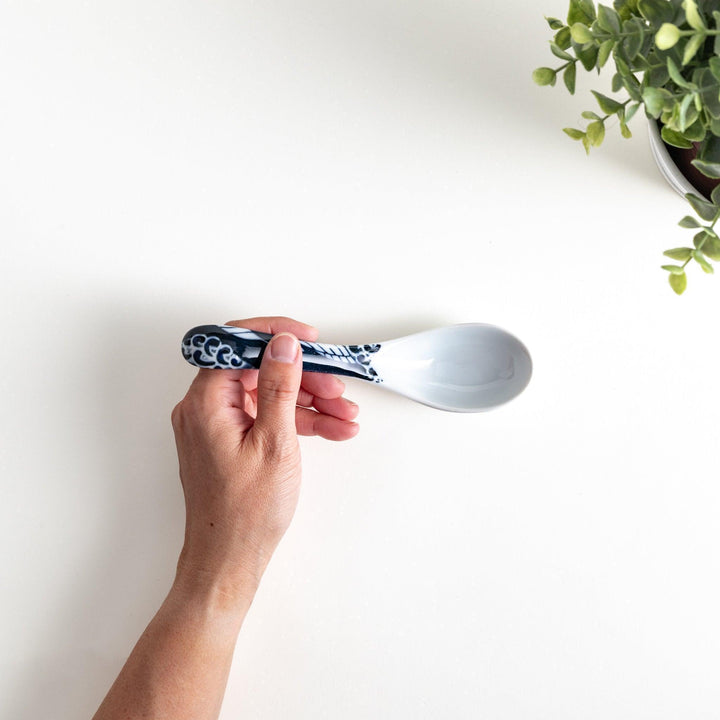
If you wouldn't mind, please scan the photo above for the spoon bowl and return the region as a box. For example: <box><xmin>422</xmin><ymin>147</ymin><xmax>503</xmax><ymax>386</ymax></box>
<box><xmin>372</xmin><ymin>324</ymin><xmax>532</xmax><ymax>412</ymax></box>
<box><xmin>181</xmin><ymin>323</ymin><xmax>532</xmax><ymax>412</ymax></box>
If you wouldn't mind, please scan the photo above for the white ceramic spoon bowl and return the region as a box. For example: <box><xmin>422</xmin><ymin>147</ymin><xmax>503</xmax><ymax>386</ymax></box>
<box><xmin>371</xmin><ymin>324</ymin><xmax>532</xmax><ymax>412</ymax></box>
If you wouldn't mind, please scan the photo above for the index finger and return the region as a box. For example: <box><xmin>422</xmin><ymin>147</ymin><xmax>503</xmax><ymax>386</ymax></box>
<box><xmin>224</xmin><ymin>316</ymin><xmax>319</xmax><ymax>342</ymax></box>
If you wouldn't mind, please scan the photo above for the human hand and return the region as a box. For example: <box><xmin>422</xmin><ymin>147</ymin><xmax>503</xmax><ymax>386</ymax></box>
<box><xmin>171</xmin><ymin>317</ymin><xmax>359</xmax><ymax>601</ymax></box>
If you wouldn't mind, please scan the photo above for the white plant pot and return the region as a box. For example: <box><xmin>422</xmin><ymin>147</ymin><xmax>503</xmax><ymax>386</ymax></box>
<box><xmin>647</xmin><ymin>119</ymin><xmax>698</xmax><ymax>198</ymax></box>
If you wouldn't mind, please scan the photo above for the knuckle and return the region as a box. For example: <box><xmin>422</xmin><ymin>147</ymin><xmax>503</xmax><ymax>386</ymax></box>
<box><xmin>258</xmin><ymin>376</ymin><xmax>296</xmax><ymax>404</ymax></box>
<box><xmin>170</xmin><ymin>401</ymin><xmax>184</xmax><ymax>429</ymax></box>
<box><xmin>171</xmin><ymin>393</ymin><xmax>208</xmax><ymax>431</ymax></box>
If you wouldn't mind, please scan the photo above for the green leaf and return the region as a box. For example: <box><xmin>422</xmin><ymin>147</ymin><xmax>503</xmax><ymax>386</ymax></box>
<box><xmin>623</xmin><ymin>17</ymin><xmax>645</xmax><ymax>58</ymax></box>
<box><xmin>664</xmin><ymin>247</ymin><xmax>693</xmax><ymax>261</ymax></box>
<box><xmin>615</xmin><ymin>53</ymin><xmax>631</xmax><ymax>77</ymax></box>
<box><xmin>691</xmin><ymin>159</ymin><xmax>720</xmax><ymax>178</ymax></box>
<box><xmin>701</xmin><ymin>90</ymin><xmax>720</xmax><ymax>121</ymax></box>
<box><xmin>678</xmin><ymin>93</ymin><xmax>695</xmax><ymax>132</ymax></box>
<box><xmin>564</xmin><ymin>62</ymin><xmax>577</xmax><ymax>94</ymax></box>
<box><xmin>693</xmin><ymin>249</ymin><xmax>714</xmax><ymax>272</ymax></box>
<box><xmin>555</xmin><ymin>26</ymin><xmax>572</xmax><ymax>50</ymax></box>
<box><xmin>533</xmin><ymin>67</ymin><xmax>557</xmax><ymax>86</ymax></box>
<box><xmin>575</xmin><ymin>41</ymin><xmax>599</xmax><ymax>71</ymax></box>
<box><xmin>614</xmin><ymin>0</ymin><xmax>636</xmax><ymax>22</ymax></box>
<box><xmin>551</xmin><ymin>43</ymin><xmax>574</xmax><ymax>61</ymax></box>
<box><xmin>666</xmin><ymin>99</ymin><xmax>683</xmax><ymax>130</ymax></box>
<box><xmin>597</xmin><ymin>4</ymin><xmax>622</xmax><ymax>35</ymax></box>
<box><xmin>581</xmin><ymin>110</ymin><xmax>602</xmax><ymax>120</ymax></box>
<box><xmin>582</xmin><ymin>0</ymin><xmax>597</xmax><ymax>20</ymax></box>
<box><xmin>623</xmin><ymin>33</ymin><xmax>643</xmax><ymax>60</ymax></box>
<box><xmin>693</xmin><ymin>89</ymin><xmax>702</xmax><ymax>112</ymax></box>
<box><xmin>683</xmin><ymin>33</ymin><xmax>705</xmax><ymax>65</ymax></box>
<box><xmin>666</xmin><ymin>57</ymin><xmax>694</xmax><ymax>89</ymax></box>
<box><xmin>655</xmin><ymin>22</ymin><xmax>681</xmax><ymax>49</ymax></box>
<box><xmin>683</xmin><ymin>117</ymin><xmax>706</xmax><ymax>142</ymax></box>
<box><xmin>647</xmin><ymin>64</ymin><xmax>670</xmax><ymax>88</ymax></box>
<box><xmin>686</xmin><ymin>192</ymin><xmax>718</xmax><ymax>221</ymax></box>
<box><xmin>568</xmin><ymin>0</ymin><xmax>596</xmax><ymax>25</ymax></box>
<box><xmin>701</xmin><ymin>135</ymin><xmax>720</xmax><ymax>163</ymax></box>
<box><xmin>582</xmin><ymin>134</ymin><xmax>591</xmax><ymax>154</ymax></box>
<box><xmin>711</xmin><ymin>183</ymin><xmax>720</xmax><ymax>205</ymax></box>
<box><xmin>597</xmin><ymin>38</ymin><xmax>615</xmax><ymax>67</ymax></box>
<box><xmin>633</xmin><ymin>53</ymin><xmax>652</xmax><ymax>72</ymax></box>
<box><xmin>625</xmin><ymin>102</ymin><xmax>641</xmax><ymax>123</ymax></box>
<box><xmin>698</xmin><ymin>69</ymin><xmax>720</xmax><ymax>118</ymax></box>
<box><xmin>620</xmin><ymin>119</ymin><xmax>632</xmax><ymax>138</ymax></box>
<box><xmin>570</xmin><ymin>22</ymin><xmax>594</xmax><ymax>43</ymax></box>
<box><xmin>592</xmin><ymin>90</ymin><xmax>623</xmax><ymax>114</ymax></box>
<box><xmin>683</xmin><ymin>0</ymin><xmax>705</xmax><ymax>31</ymax></box>
<box><xmin>546</xmin><ymin>16</ymin><xmax>565</xmax><ymax>30</ymax></box>
<box><xmin>678</xmin><ymin>215</ymin><xmax>701</xmax><ymax>228</ymax></box>
<box><xmin>669</xmin><ymin>270</ymin><xmax>688</xmax><ymax>294</ymax></box>
<box><xmin>638</xmin><ymin>0</ymin><xmax>675</xmax><ymax>24</ymax></box>
<box><xmin>587</xmin><ymin>120</ymin><xmax>606</xmax><ymax>146</ymax></box>
<box><xmin>643</xmin><ymin>87</ymin><xmax>670</xmax><ymax>117</ymax></box>
<box><xmin>701</xmin><ymin>235</ymin><xmax>720</xmax><ymax>260</ymax></box>
<box><xmin>661</xmin><ymin>125</ymin><xmax>694</xmax><ymax>148</ymax></box>
<box><xmin>694</xmin><ymin>230</ymin><xmax>711</xmax><ymax>248</ymax></box>
<box><xmin>692</xmin><ymin>229</ymin><xmax>720</xmax><ymax>260</ymax></box>
<box><xmin>563</xmin><ymin>127</ymin><xmax>586</xmax><ymax>140</ymax></box>
<box><xmin>709</xmin><ymin>57</ymin><xmax>720</xmax><ymax>82</ymax></box>
<box><xmin>662</xmin><ymin>264</ymin><xmax>687</xmax><ymax>274</ymax></box>
<box><xmin>612</xmin><ymin>72</ymin><xmax>624</xmax><ymax>92</ymax></box>
<box><xmin>622</xmin><ymin>73</ymin><xmax>643</xmax><ymax>102</ymax></box>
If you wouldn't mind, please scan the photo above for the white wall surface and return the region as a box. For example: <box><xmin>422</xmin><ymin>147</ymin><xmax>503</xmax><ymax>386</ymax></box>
<box><xmin>2</xmin><ymin>1</ymin><xmax>719</xmax><ymax>718</ymax></box>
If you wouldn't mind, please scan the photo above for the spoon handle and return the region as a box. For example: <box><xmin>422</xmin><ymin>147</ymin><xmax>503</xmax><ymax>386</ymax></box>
<box><xmin>182</xmin><ymin>325</ymin><xmax>383</xmax><ymax>382</ymax></box>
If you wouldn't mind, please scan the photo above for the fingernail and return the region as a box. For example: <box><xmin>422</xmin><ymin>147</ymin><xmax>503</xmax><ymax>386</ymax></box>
<box><xmin>268</xmin><ymin>333</ymin><xmax>299</xmax><ymax>363</ymax></box>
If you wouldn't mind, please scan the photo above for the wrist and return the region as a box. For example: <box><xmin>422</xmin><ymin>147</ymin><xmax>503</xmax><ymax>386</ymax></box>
<box><xmin>173</xmin><ymin>546</ymin><xmax>266</xmax><ymax>617</ymax></box>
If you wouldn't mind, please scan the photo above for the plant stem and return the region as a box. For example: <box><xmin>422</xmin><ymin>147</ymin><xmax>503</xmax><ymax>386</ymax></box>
<box><xmin>682</xmin><ymin>215</ymin><xmax>719</xmax><ymax>269</ymax></box>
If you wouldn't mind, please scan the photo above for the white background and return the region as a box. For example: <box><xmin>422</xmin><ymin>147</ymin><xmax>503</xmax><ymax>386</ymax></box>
<box><xmin>2</xmin><ymin>1</ymin><xmax>719</xmax><ymax>718</ymax></box>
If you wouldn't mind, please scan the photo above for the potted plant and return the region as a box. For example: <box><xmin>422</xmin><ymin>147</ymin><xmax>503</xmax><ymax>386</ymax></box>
<box><xmin>533</xmin><ymin>0</ymin><xmax>720</xmax><ymax>293</ymax></box>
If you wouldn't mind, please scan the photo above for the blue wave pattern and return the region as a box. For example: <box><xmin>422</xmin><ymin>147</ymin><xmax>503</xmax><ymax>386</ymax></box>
<box><xmin>182</xmin><ymin>327</ymin><xmax>258</xmax><ymax>369</ymax></box>
<box><xmin>181</xmin><ymin>325</ymin><xmax>382</xmax><ymax>382</ymax></box>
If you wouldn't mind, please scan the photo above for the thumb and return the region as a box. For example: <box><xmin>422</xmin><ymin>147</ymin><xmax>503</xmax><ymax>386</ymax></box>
<box><xmin>253</xmin><ymin>333</ymin><xmax>302</xmax><ymax>438</ymax></box>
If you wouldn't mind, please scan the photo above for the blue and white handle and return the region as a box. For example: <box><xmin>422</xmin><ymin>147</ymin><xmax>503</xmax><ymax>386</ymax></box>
<box><xmin>182</xmin><ymin>325</ymin><xmax>383</xmax><ymax>382</ymax></box>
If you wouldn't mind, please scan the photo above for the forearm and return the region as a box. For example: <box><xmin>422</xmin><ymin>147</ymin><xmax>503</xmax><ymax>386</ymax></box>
<box><xmin>92</xmin><ymin>566</ymin><xmax>259</xmax><ymax>720</ymax></box>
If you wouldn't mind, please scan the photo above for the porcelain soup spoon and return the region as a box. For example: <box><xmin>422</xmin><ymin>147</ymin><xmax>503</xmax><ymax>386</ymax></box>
<box><xmin>181</xmin><ymin>324</ymin><xmax>532</xmax><ymax>412</ymax></box>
